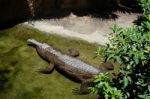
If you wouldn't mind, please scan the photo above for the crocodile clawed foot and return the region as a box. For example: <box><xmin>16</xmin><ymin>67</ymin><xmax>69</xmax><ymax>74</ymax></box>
<box><xmin>72</xmin><ymin>88</ymin><xmax>81</xmax><ymax>95</ymax></box>
<box><xmin>35</xmin><ymin>67</ymin><xmax>53</xmax><ymax>74</ymax></box>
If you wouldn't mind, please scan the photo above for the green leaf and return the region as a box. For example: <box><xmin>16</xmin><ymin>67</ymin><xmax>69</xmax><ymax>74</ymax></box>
<box><xmin>94</xmin><ymin>78</ymin><xmax>101</xmax><ymax>83</ymax></box>
<box><xmin>123</xmin><ymin>76</ymin><xmax>129</xmax><ymax>87</ymax></box>
<box><xmin>146</xmin><ymin>96</ymin><xmax>150</xmax><ymax>99</ymax></box>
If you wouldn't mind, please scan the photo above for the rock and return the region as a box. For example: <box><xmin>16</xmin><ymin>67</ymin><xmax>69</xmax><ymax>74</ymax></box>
<box><xmin>68</xmin><ymin>48</ymin><xmax>80</xmax><ymax>57</ymax></box>
<box><xmin>100</xmin><ymin>61</ymin><xmax>114</xmax><ymax>71</ymax></box>
<box><xmin>99</xmin><ymin>65</ymin><xmax>108</xmax><ymax>72</ymax></box>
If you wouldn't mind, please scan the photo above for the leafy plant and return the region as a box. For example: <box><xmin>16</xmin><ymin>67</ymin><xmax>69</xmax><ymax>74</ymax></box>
<box><xmin>90</xmin><ymin>0</ymin><xmax>150</xmax><ymax>98</ymax></box>
<box><xmin>107</xmin><ymin>24</ymin><xmax>150</xmax><ymax>98</ymax></box>
<box><xmin>138</xmin><ymin>0</ymin><xmax>150</xmax><ymax>14</ymax></box>
<box><xmin>89</xmin><ymin>73</ymin><xmax>123</xmax><ymax>99</ymax></box>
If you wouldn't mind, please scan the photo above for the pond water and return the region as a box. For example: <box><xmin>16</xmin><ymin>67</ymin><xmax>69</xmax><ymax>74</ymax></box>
<box><xmin>0</xmin><ymin>25</ymin><xmax>100</xmax><ymax>99</ymax></box>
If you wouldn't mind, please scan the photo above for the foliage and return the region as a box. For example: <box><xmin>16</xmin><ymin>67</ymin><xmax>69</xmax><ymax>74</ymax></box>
<box><xmin>89</xmin><ymin>73</ymin><xmax>123</xmax><ymax>99</ymax></box>
<box><xmin>107</xmin><ymin>23</ymin><xmax>150</xmax><ymax>98</ymax></box>
<box><xmin>90</xmin><ymin>0</ymin><xmax>150</xmax><ymax>98</ymax></box>
<box><xmin>138</xmin><ymin>0</ymin><xmax>150</xmax><ymax>14</ymax></box>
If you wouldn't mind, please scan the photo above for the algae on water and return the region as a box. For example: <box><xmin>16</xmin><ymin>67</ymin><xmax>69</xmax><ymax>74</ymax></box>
<box><xmin>0</xmin><ymin>24</ymin><xmax>102</xmax><ymax>99</ymax></box>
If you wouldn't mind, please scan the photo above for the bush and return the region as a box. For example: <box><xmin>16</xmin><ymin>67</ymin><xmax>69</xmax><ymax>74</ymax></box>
<box><xmin>90</xmin><ymin>0</ymin><xmax>150</xmax><ymax>98</ymax></box>
<box><xmin>89</xmin><ymin>73</ymin><xmax>123</xmax><ymax>99</ymax></box>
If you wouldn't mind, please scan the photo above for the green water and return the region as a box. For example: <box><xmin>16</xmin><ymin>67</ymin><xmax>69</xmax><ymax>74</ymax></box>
<box><xmin>0</xmin><ymin>25</ymin><xmax>102</xmax><ymax>99</ymax></box>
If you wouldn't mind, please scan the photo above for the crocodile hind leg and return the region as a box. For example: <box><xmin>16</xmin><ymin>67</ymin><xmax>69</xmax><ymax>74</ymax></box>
<box><xmin>72</xmin><ymin>79</ymin><xmax>93</xmax><ymax>95</ymax></box>
<box><xmin>37</xmin><ymin>63</ymin><xmax>55</xmax><ymax>74</ymax></box>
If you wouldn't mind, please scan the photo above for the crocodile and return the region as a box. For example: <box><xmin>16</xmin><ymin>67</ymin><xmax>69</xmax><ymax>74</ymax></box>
<box><xmin>27</xmin><ymin>39</ymin><xmax>112</xmax><ymax>94</ymax></box>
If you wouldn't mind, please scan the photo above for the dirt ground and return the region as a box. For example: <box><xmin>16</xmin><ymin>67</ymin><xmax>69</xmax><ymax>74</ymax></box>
<box><xmin>25</xmin><ymin>12</ymin><xmax>140</xmax><ymax>45</ymax></box>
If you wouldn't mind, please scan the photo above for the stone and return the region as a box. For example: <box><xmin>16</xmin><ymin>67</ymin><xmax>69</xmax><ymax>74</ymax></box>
<box><xmin>68</xmin><ymin>48</ymin><xmax>80</xmax><ymax>57</ymax></box>
<box><xmin>100</xmin><ymin>61</ymin><xmax>114</xmax><ymax>71</ymax></box>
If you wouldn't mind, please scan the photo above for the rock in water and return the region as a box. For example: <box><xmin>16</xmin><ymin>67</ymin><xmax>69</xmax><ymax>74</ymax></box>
<box><xmin>68</xmin><ymin>48</ymin><xmax>80</xmax><ymax>57</ymax></box>
<box><xmin>100</xmin><ymin>61</ymin><xmax>114</xmax><ymax>71</ymax></box>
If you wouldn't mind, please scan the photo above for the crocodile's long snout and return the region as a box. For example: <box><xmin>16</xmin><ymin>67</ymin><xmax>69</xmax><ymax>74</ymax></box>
<box><xmin>27</xmin><ymin>39</ymin><xmax>41</xmax><ymax>47</ymax></box>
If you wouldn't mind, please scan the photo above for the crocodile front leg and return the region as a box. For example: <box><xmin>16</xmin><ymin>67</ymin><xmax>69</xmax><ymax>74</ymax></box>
<box><xmin>37</xmin><ymin>63</ymin><xmax>55</xmax><ymax>74</ymax></box>
<box><xmin>72</xmin><ymin>78</ymin><xmax>94</xmax><ymax>95</ymax></box>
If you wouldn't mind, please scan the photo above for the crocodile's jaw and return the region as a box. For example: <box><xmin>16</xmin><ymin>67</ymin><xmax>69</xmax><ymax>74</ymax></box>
<box><xmin>27</xmin><ymin>39</ymin><xmax>50</xmax><ymax>49</ymax></box>
<box><xmin>27</xmin><ymin>39</ymin><xmax>41</xmax><ymax>46</ymax></box>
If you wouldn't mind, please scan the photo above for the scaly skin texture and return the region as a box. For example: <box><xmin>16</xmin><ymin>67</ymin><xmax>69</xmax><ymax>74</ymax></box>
<box><xmin>27</xmin><ymin>39</ymin><xmax>104</xmax><ymax>94</ymax></box>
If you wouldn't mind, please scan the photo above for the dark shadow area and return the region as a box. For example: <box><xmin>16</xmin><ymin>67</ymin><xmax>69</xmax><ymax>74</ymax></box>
<box><xmin>0</xmin><ymin>0</ymin><xmax>30</xmax><ymax>30</ymax></box>
<box><xmin>0</xmin><ymin>69</ymin><xmax>14</xmax><ymax>93</ymax></box>
<box><xmin>133</xmin><ymin>15</ymin><xmax>143</xmax><ymax>25</ymax></box>
<box><xmin>34</xmin><ymin>9</ymin><xmax>119</xmax><ymax>21</ymax></box>
<box><xmin>0</xmin><ymin>0</ymin><xmax>141</xmax><ymax>30</ymax></box>
<box><xmin>34</xmin><ymin>0</ymin><xmax>141</xmax><ymax>20</ymax></box>
<box><xmin>0</xmin><ymin>18</ymin><xmax>28</xmax><ymax>30</ymax></box>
